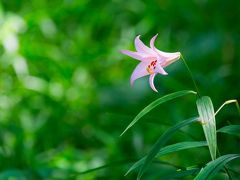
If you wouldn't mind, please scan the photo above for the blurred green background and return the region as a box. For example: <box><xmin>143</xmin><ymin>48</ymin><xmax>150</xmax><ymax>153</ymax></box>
<box><xmin>0</xmin><ymin>0</ymin><xmax>239</xmax><ymax>179</ymax></box>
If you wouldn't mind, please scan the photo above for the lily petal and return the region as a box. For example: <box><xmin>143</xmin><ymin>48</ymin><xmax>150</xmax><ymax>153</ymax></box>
<box><xmin>135</xmin><ymin>35</ymin><xmax>155</xmax><ymax>55</ymax></box>
<box><xmin>150</xmin><ymin>33</ymin><xmax>158</xmax><ymax>50</ymax></box>
<box><xmin>156</xmin><ymin>50</ymin><xmax>181</xmax><ymax>67</ymax></box>
<box><xmin>120</xmin><ymin>50</ymin><xmax>155</xmax><ymax>62</ymax></box>
<box><xmin>155</xmin><ymin>64</ymin><xmax>168</xmax><ymax>75</ymax></box>
<box><xmin>150</xmin><ymin>34</ymin><xmax>180</xmax><ymax>67</ymax></box>
<box><xmin>162</xmin><ymin>53</ymin><xmax>181</xmax><ymax>67</ymax></box>
<box><xmin>130</xmin><ymin>62</ymin><xmax>149</xmax><ymax>85</ymax></box>
<box><xmin>149</xmin><ymin>73</ymin><xmax>158</xmax><ymax>92</ymax></box>
<box><xmin>120</xmin><ymin>50</ymin><xmax>145</xmax><ymax>61</ymax></box>
<box><xmin>157</xmin><ymin>50</ymin><xmax>180</xmax><ymax>59</ymax></box>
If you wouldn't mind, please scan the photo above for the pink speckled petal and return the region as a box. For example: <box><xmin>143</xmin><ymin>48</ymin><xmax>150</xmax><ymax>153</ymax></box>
<box><xmin>130</xmin><ymin>62</ymin><xmax>149</xmax><ymax>85</ymax></box>
<box><xmin>149</xmin><ymin>73</ymin><xmax>158</xmax><ymax>92</ymax></box>
<box><xmin>150</xmin><ymin>34</ymin><xmax>181</xmax><ymax>67</ymax></box>
<box><xmin>135</xmin><ymin>35</ymin><xmax>155</xmax><ymax>55</ymax></box>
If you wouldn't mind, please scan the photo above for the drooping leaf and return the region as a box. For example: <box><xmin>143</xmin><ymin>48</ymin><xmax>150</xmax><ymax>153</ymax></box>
<box><xmin>214</xmin><ymin>99</ymin><xmax>240</xmax><ymax>117</ymax></box>
<box><xmin>196</xmin><ymin>96</ymin><xmax>217</xmax><ymax>160</ymax></box>
<box><xmin>126</xmin><ymin>141</ymin><xmax>207</xmax><ymax>175</ymax></box>
<box><xmin>195</xmin><ymin>154</ymin><xmax>240</xmax><ymax>180</ymax></box>
<box><xmin>217</xmin><ymin>125</ymin><xmax>240</xmax><ymax>136</ymax></box>
<box><xmin>120</xmin><ymin>90</ymin><xmax>197</xmax><ymax>136</ymax></box>
<box><xmin>137</xmin><ymin>117</ymin><xmax>199</xmax><ymax>179</ymax></box>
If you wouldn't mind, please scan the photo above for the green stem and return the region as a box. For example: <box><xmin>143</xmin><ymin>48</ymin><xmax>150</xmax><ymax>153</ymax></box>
<box><xmin>180</xmin><ymin>54</ymin><xmax>200</xmax><ymax>98</ymax></box>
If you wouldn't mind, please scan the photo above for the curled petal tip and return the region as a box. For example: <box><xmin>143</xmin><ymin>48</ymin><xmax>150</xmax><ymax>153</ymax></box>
<box><xmin>149</xmin><ymin>74</ymin><xmax>158</xmax><ymax>92</ymax></box>
<box><xmin>130</xmin><ymin>79</ymin><xmax>134</xmax><ymax>86</ymax></box>
<box><xmin>121</xmin><ymin>50</ymin><xmax>147</xmax><ymax>61</ymax></box>
<box><xmin>135</xmin><ymin>35</ymin><xmax>141</xmax><ymax>42</ymax></box>
<box><xmin>120</xmin><ymin>50</ymin><xmax>125</xmax><ymax>54</ymax></box>
<box><xmin>135</xmin><ymin>35</ymin><xmax>155</xmax><ymax>54</ymax></box>
<box><xmin>162</xmin><ymin>71</ymin><xmax>168</xmax><ymax>75</ymax></box>
<box><xmin>176</xmin><ymin>52</ymin><xmax>181</xmax><ymax>58</ymax></box>
<box><xmin>150</xmin><ymin>34</ymin><xmax>158</xmax><ymax>49</ymax></box>
<box><xmin>155</xmin><ymin>64</ymin><xmax>168</xmax><ymax>75</ymax></box>
<box><xmin>152</xmin><ymin>87</ymin><xmax>158</xmax><ymax>92</ymax></box>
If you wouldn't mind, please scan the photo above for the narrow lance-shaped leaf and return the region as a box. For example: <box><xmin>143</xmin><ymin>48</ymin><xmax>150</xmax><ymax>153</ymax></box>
<box><xmin>121</xmin><ymin>90</ymin><xmax>197</xmax><ymax>136</ymax></box>
<box><xmin>217</xmin><ymin>125</ymin><xmax>240</xmax><ymax>136</ymax></box>
<box><xmin>126</xmin><ymin>141</ymin><xmax>207</xmax><ymax>175</ymax></box>
<box><xmin>196</xmin><ymin>96</ymin><xmax>217</xmax><ymax>160</ymax></box>
<box><xmin>163</xmin><ymin>168</ymin><xmax>200</xmax><ymax>179</ymax></box>
<box><xmin>195</xmin><ymin>154</ymin><xmax>240</xmax><ymax>180</ymax></box>
<box><xmin>137</xmin><ymin>116</ymin><xmax>199</xmax><ymax>180</ymax></box>
<box><xmin>214</xmin><ymin>99</ymin><xmax>240</xmax><ymax>117</ymax></box>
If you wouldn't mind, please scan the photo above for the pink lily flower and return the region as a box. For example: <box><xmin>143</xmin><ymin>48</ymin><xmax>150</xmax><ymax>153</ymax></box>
<box><xmin>121</xmin><ymin>34</ymin><xmax>181</xmax><ymax>92</ymax></box>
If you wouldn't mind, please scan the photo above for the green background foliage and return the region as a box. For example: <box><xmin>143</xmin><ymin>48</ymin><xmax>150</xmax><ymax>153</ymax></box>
<box><xmin>0</xmin><ymin>0</ymin><xmax>239</xmax><ymax>179</ymax></box>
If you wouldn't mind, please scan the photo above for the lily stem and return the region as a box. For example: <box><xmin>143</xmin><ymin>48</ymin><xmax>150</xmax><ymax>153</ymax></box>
<box><xmin>180</xmin><ymin>54</ymin><xmax>201</xmax><ymax>98</ymax></box>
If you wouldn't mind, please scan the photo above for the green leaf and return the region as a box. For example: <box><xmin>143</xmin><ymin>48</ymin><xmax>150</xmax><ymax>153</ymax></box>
<box><xmin>126</xmin><ymin>141</ymin><xmax>207</xmax><ymax>175</ymax></box>
<box><xmin>214</xmin><ymin>99</ymin><xmax>240</xmax><ymax>117</ymax></box>
<box><xmin>157</xmin><ymin>141</ymin><xmax>207</xmax><ymax>156</ymax></box>
<box><xmin>137</xmin><ymin>116</ymin><xmax>199</xmax><ymax>179</ymax></box>
<box><xmin>217</xmin><ymin>125</ymin><xmax>240</xmax><ymax>136</ymax></box>
<box><xmin>162</xmin><ymin>168</ymin><xmax>199</xmax><ymax>179</ymax></box>
<box><xmin>196</xmin><ymin>96</ymin><xmax>217</xmax><ymax>160</ymax></box>
<box><xmin>73</xmin><ymin>159</ymin><xmax>132</xmax><ymax>175</ymax></box>
<box><xmin>120</xmin><ymin>90</ymin><xmax>197</xmax><ymax>136</ymax></box>
<box><xmin>195</xmin><ymin>154</ymin><xmax>240</xmax><ymax>180</ymax></box>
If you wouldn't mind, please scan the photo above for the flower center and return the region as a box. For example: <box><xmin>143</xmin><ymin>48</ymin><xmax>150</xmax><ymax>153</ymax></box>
<box><xmin>146</xmin><ymin>60</ymin><xmax>157</xmax><ymax>74</ymax></box>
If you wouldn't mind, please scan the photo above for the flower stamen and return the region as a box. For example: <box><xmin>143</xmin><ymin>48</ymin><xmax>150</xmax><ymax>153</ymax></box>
<box><xmin>146</xmin><ymin>60</ymin><xmax>157</xmax><ymax>74</ymax></box>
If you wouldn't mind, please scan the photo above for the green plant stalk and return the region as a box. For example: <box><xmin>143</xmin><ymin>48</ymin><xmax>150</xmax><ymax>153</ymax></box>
<box><xmin>180</xmin><ymin>54</ymin><xmax>201</xmax><ymax>98</ymax></box>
